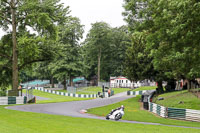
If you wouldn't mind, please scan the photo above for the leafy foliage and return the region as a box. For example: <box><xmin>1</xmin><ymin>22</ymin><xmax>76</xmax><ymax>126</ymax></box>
<box><xmin>83</xmin><ymin>23</ymin><xmax>130</xmax><ymax>81</ymax></box>
<box><xmin>0</xmin><ymin>0</ymin><xmax>70</xmax><ymax>89</ymax></box>
<box><xmin>49</xmin><ymin>17</ymin><xmax>84</xmax><ymax>88</ymax></box>
<box><xmin>123</xmin><ymin>0</ymin><xmax>200</xmax><ymax>91</ymax></box>
<box><xmin>82</xmin><ymin>22</ymin><xmax>112</xmax><ymax>81</ymax></box>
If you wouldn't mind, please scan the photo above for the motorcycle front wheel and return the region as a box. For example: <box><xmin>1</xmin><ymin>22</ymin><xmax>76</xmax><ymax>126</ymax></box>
<box><xmin>106</xmin><ymin>114</ymin><xmax>110</xmax><ymax>120</ymax></box>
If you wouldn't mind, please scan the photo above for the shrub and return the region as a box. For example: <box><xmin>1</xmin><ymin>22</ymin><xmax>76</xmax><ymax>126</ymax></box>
<box><xmin>0</xmin><ymin>88</ymin><xmax>7</xmax><ymax>96</ymax></box>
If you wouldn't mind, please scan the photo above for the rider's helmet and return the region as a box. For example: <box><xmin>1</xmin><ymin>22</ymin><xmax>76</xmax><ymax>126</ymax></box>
<box><xmin>121</xmin><ymin>105</ymin><xmax>124</xmax><ymax>109</ymax></box>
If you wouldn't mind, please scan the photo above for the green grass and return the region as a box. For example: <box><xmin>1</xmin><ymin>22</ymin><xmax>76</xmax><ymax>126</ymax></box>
<box><xmin>133</xmin><ymin>86</ymin><xmax>156</xmax><ymax>91</ymax></box>
<box><xmin>155</xmin><ymin>90</ymin><xmax>200</xmax><ymax>110</ymax></box>
<box><xmin>32</xmin><ymin>90</ymin><xmax>91</xmax><ymax>104</ymax></box>
<box><xmin>57</xmin><ymin>87</ymin><xmax>102</xmax><ymax>94</ymax></box>
<box><xmin>112</xmin><ymin>88</ymin><xmax>131</xmax><ymax>94</ymax></box>
<box><xmin>1</xmin><ymin>106</ymin><xmax>199</xmax><ymax>133</ymax></box>
<box><xmin>58</xmin><ymin>87</ymin><xmax>131</xmax><ymax>95</ymax></box>
<box><xmin>88</xmin><ymin>96</ymin><xmax>200</xmax><ymax>128</ymax></box>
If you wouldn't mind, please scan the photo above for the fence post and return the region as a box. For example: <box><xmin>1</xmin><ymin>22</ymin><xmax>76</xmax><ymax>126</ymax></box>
<box><xmin>165</xmin><ymin>107</ymin><xmax>168</xmax><ymax>118</ymax></box>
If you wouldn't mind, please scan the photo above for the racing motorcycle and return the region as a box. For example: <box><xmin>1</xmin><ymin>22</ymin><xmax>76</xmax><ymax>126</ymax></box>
<box><xmin>106</xmin><ymin>105</ymin><xmax>124</xmax><ymax>121</ymax></box>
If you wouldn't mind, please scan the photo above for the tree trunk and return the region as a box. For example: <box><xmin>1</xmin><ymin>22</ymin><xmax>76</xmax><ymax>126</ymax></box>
<box><xmin>98</xmin><ymin>48</ymin><xmax>101</xmax><ymax>83</ymax></box>
<box><xmin>166</xmin><ymin>79</ymin><xmax>176</xmax><ymax>92</ymax></box>
<box><xmin>70</xmin><ymin>75</ymin><xmax>74</xmax><ymax>86</ymax></box>
<box><xmin>51</xmin><ymin>77</ymin><xmax>54</xmax><ymax>88</ymax></box>
<box><xmin>11</xmin><ymin>0</ymin><xmax>19</xmax><ymax>95</ymax></box>
<box><xmin>157</xmin><ymin>81</ymin><xmax>164</xmax><ymax>94</ymax></box>
<box><xmin>63</xmin><ymin>75</ymin><xmax>67</xmax><ymax>90</ymax></box>
<box><xmin>187</xmin><ymin>80</ymin><xmax>191</xmax><ymax>91</ymax></box>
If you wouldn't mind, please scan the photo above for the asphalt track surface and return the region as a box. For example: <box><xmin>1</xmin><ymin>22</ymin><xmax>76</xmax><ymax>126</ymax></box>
<box><xmin>7</xmin><ymin>92</ymin><xmax>200</xmax><ymax>130</ymax></box>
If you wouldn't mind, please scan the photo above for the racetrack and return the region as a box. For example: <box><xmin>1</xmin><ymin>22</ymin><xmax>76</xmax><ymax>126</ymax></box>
<box><xmin>7</xmin><ymin>92</ymin><xmax>200</xmax><ymax>130</ymax></box>
<box><xmin>8</xmin><ymin>92</ymin><xmax>131</xmax><ymax>119</ymax></box>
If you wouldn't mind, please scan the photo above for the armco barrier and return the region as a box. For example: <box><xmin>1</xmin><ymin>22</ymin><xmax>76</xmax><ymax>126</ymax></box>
<box><xmin>0</xmin><ymin>96</ymin><xmax>27</xmax><ymax>105</ymax></box>
<box><xmin>186</xmin><ymin>109</ymin><xmax>200</xmax><ymax>122</ymax></box>
<box><xmin>149</xmin><ymin>102</ymin><xmax>200</xmax><ymax>122</ymax></box>
<box><xmin>128</xmin><ymin>89</ymin><xmax>200</xmax><ymax>122</ymax></box>
<box><xmin>167</xmin><ymin>107</ymin><xmax>200</xmax><ymax>122</ymax></box>
<box><xmin>167</xmin><ymin>108</ymin><xmax>186</xmax><ymax>120</ymax></box>
<box><xmin>127</xmin><ymin>90</ymin><xmax>148</xmax><ymax>96</ymax></box>
<box><xmin>149</xmin><ymin>102</ymin><xmax>167</xmax><ymax>118</ymax></box>
<box><xmin>34</xmin><ymin>87</ymin><xmax>98</xmax><ymax>98</ymax></box>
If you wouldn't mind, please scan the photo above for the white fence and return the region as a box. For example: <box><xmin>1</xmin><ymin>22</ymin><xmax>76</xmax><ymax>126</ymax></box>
<box><xmin>149</xmin><ymin>102</ymin><xmax>167</xmax><ymax>118</ymax></box>
<box><xmin>34</xmin><ymin>87</ymin><xmax>98</xmax><ymax>98</ymax></box>
<box><xmin>0</xmin><ymin>96</ymin><xmax>27</xmax><ymax>105</ymax></box>
<box><xmin>185</xmin><ymin>109</ymin><xmax>200</xmax><ymax>122</ymax></box>
<box><xmin>149</xmin><ymin>102</ymin><xmax>200</xmax><ymax>122</ymax></box>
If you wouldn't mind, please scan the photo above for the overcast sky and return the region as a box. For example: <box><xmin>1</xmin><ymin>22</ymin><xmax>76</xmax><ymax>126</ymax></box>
<box><xmin>62</xmin><ymin>0</ymin><xmax>126</xmax><ymax>40</ymax></box>
<box><xmin>0</xmin><ymin>0</ymin><xmax>126</xmax><ymax>40</ymax></box>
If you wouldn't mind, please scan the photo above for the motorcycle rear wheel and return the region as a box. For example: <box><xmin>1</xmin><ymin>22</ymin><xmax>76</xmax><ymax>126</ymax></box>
<box><xmin>115</xmin><ymin>113</ymin><xmax>122</xmax><ymax>121</ymax></box>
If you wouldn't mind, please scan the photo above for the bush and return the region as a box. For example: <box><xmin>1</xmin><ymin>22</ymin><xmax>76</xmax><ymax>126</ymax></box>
<box><xmin>0</xmin><ymin>88</ymin><xmax>7</xmax><ymax>96</ymax></box>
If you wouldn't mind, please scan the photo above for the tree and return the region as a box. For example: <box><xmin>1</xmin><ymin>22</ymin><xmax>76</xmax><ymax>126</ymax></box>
<box><xmin>0</xmin><ymin>0</ymin><xmax>70</xmax><ymax>95</ymax></box>
<box><xmin>145</xmin><ymin>0</ymin><xmax>200</xmax><ymax>89</ymax></box>
<box><xmin>82</xmin><ymin>24</ymin><xmax>131</xmax><ymax>82</ymax></box>
<box><xmin>123</xmin><ymin>0</ymin><xmax>200</xmax><ymax>91</ymax></box>
<box><xmin>109</xmin><ymin>26</ymin><xmax>131</xmax><ymax>77</ymax></box>
<box><xmin>124</xmin><ymin>31</ymin><xmax>165</xmax><ymax>93</ymax></box>
<box><xmin>83</xmin><ymin>22</ymin><xmax>112</xmax><ymax>82</ymax></box>
<box><xmin>123</xmin><ymin>0</ymin><xmax>166</xmax><ymax>93</ymax></box>
<box><xmin>0</xmin><ymin>34</ymin><xmax>12</xmax><ymax>88</ymax></box>
<box><xmin>32</xmin><ymin>61</ymin><xmax>56</xmax><ymax>88</ymax></box>
<box><xmin>49</xmin><ymin>17</ymin><xmax>84</xmax><ymax>90</ymax></box>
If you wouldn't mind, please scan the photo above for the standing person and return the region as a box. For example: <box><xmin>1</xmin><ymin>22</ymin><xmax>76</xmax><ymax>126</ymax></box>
<box><xmin>108</xmin><ymin>89</ymin><xmax>111</xmax><ymax>97</ymax></box>
<box><xmin>18</xmin><ymin>85</ymin><xmax>22</xmax><ymax>96</ymax></box>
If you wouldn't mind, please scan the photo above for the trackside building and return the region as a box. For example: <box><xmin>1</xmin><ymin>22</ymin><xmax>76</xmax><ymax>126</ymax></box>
<box><xmin>110</xmin><ymin>76</ymin><xmax>156</xmax><ymax>88</ymax></box>
<box><xmin>110</xmin><ymin>76</ymin><xmax>134</xmax><ymax>88</ymax></box>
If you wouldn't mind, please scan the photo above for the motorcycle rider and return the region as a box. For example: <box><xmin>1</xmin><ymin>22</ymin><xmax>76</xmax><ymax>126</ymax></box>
<box><xmin>106</xmin><ymin>105</ymin><xmax>125</xmax><ymax>120</ymax></box>
<box><xmin>110</xmin><ymin>105</ymin><xmax>124</xmax><ymax>115</ymax></box>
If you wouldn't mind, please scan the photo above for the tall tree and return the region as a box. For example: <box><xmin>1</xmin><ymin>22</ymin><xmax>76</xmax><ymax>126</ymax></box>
<box><xmin>0</xmin><ymin>0</ymin><xmax>69</xmax><ymax>95</ymax></box>
<box><xmin>49</xmin><ymin>17</ymin><xmax>84</xmax><ymax>90</ymax></box>
<box><xmin>83</xmin><ymin>22</ymin><xmax>112</xmax><ymax>82</ymax></box>
<box><xmin>109</xmin><ymin>26</ymin><xmax>131</xmax><ymax>76</ymax></box>
<box><xmin>123</xmin><ymin>0</ymin><xmax>200</xmax><ymax>91</ymax></box>
<box><xmin>124</xmin><ymin>31</ymin><xmax>164</xmax><ymax>93</ymax></box>
<box><xmin>145</xmin><ymin>0</ymin><xmax>200</xmax><ymax>86</ymax></box>
<box><xmin>123</xmin><ymin>0</ymin><xmax>165</xmax><ymax>93</ymax></box>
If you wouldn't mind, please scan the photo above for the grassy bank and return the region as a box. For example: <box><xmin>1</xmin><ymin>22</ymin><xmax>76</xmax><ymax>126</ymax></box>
<box><xmin>155</xmin><ymin>90</ymin><xmax>200</xmax><ymax>110</ymax></box>
<box><xmin>58</xmin><ymin>87</ymin><xmax>131</xmax><ymax>95</ymax></box>
<box><xmin>132</xmin><ymin>86</ymin><xmax>156</xmax><ymax>91</ymax></box>
<box><xmin>88</xmin><ymin>96</ymin><xmax>200</xmax><ymax>128</ymax></box>
<box><xmin>1</xmin><ymin>106</ymin><xmax>199</xmax><ymax>133</ymax></box>
<box><xmin>32</xmin><ymin>90</ymin><xmax>91</xmax><ymax>104</ymax></box>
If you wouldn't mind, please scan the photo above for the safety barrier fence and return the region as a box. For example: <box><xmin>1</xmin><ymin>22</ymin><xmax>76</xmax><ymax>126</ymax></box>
<box><xmin>34</xmin><ymin>87</ymin><xmax>98</xmax><ymax>98</ymax></box>
<box><xmin>149</xmin><ymin>102</ymin><xmax>167</xmax><ymax>118</ymax></box>
<box><xmin>127</xmin><ymin>90</ymin><xmax>147</xmax><ymax>96</ymax></box>
<box><xmin>127</xmin><ymin>90</ymin><xmax>200</xmax><ymax>122</ymax></box>
<box><xmin>149</xmin><ymin>102</ymin><xmax>200</xmax><ymax>122</ymax></box>
<box><xmin>0</xmin><ymin>96</ymin><xmax>27</xmax><ymax>105</ymax></box>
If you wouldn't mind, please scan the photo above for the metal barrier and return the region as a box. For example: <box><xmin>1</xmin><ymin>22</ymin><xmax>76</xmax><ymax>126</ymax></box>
<box><xmin>34</xmin><ymin>87</ymin><xmax>98</xmax><ymax>98</ymax></box>
<box><xmin>149</xmin><ymin>102</ymin><xmax>200</xmax><ymax>122</ymax></box>
<box><xmin>127</xmin><ymin>90</ymin><xmax>148</xmax><ymax>96</ymax></box>
<box><xmin>0</xmin><ymin>96</ymin><xmax>27</xmax><ymax>105</ymax></box>
<box><xmin>149</xmin><ymin>102</ymin><xmax>167</xmax><ymax>118</ymax></box>
<box><xmin>127</xmin><ymin>89</ymin><xmax>200</xmax><ymax>122</ymax></box>
<box><xmin>186</xmin><ymin>109</ymin><xmax>200</xmax><ymax>122</ymax></box>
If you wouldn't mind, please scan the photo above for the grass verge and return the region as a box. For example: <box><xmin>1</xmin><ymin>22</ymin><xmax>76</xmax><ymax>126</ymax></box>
<box><xmin>1</xmin><ymin>106</ymin><xmax>199</xmax><ymax>133</ymax></box>
<box><xmin>155</xmin><ymin>90</ymin><xmax>200</xmax><ymax>110</ymax></box>
<box><xmin>58</xmin><ymin>87</ymin><xmax>131</xmax><ymax>95</ymax></box>
<box><xmin>133</xmin><ymin>86</ymin><xmax>156</xmax><ymax>91</ymax></box>
<box><xmin>88</xmin><ymin>96</ymin><xmax>200</xmax><ymax>128</ymax></box>
<box><xmin>32</xmin><ymin>90</ymin><xmax>91</xmax><ymax>104</ymax></box>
